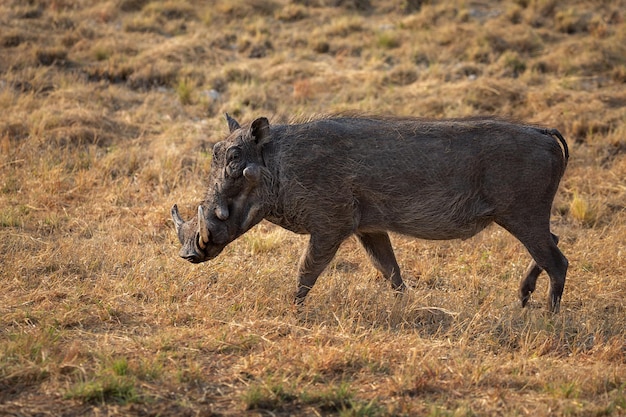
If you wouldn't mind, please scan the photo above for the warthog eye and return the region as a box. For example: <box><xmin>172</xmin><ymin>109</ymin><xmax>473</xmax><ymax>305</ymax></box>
<box><xmin>226</xmin><ymin>146</ymin><xmax>244</xmax><ymax>178</ymax></box>
<box><xmin>226</xmin><ymin>146</ymin><xmax>241</xmax><ymax>163</ymax></box>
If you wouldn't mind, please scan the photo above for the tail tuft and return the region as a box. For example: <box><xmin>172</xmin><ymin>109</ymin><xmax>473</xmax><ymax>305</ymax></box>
<box><xmin>539</xmin><ymin>128</ymin><xmax>569</xmax><ymax>163</ymax></box>
<box><xmin>547</xmin><ymin>129</ymin><xmax>569</xmax><ymax>161</ymax></box>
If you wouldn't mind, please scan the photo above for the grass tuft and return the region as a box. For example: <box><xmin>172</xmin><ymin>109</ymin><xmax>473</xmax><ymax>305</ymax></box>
<box><xmin>314</xmin><ymin>382</ymin><xmax>354</xmax><ymax>412</ymax></box>
<box><xmin>377</xmin><ymin>31</ymin><xmax>401</xmax><ymax>49</ymax></box>
<box><xmin>569</xmin><ymin>192</ymin><xmax>597</xmax><ymax>227</ymax></box>
<box><xmin>176</xmin><ymin>77</ymin><xmax>194</xmax><ymax>105</ymax></box>
<box><xmin>243</xmin><ymin>381</ymin><xmax>298</xmax><ymax>410</ymax></box>
<box><xmin>65</xmin><ymin>375</ymin><xmax>139</xmax><ymax>405</ymax></box>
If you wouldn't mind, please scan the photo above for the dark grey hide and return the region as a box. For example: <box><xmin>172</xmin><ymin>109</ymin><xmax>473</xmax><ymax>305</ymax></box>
<box><xmin>172</xmin><ymin>114</ymin><xmax>570</xmax><ymax>312</ymax></box>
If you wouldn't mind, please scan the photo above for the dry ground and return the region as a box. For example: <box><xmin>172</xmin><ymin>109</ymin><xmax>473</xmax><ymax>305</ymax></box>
<box><xmin>1</xmin><ymin>0</ymin><xmax>625</xmax><ymax>415</ymax></box>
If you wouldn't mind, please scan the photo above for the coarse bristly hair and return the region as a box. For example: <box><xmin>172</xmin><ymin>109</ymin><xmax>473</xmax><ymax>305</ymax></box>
<box><xmin>175</xmin><ymin>113</ymin><xmax>569</xmax><ymax>314</ymax></box>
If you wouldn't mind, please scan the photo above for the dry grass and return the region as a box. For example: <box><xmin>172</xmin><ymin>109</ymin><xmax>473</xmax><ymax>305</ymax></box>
<box><xmin>1</xmin><ymin>0</ymin><xmax>625</xmax><ymax>415</ymax></box>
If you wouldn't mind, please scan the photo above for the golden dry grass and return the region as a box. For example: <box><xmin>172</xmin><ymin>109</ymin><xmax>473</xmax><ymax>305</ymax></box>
<box><xmin>1</xmin><ymin>0</ymin><xmax>625</xmax><ymax>415</ymax></box>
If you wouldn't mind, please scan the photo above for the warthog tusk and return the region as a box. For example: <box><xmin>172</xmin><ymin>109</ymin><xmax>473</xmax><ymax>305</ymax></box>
<box><xmin>197</xmin><ymin>206</ymin><xmax>210</xmax><ymax>249</ymax></box>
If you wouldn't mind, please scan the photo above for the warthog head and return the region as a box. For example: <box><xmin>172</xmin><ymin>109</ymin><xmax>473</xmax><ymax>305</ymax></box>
<box><xmin>171</xmin><ymin>114</ymin><xmax>270</xmax><ymax>263</ymax></box>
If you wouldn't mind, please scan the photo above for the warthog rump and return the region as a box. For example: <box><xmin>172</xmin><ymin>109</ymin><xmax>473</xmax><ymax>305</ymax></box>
<box><xmin>172</xmin><ymin>114</ymin><xmax>569</xmax><ymax>312</ymax></box>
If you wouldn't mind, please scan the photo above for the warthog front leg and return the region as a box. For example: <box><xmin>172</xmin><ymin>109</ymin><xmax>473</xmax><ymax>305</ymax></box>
<box><xmin>356</xmin><ymin>232</ymin><xmax>406</xmax><ymax>292</ymax></box>
<box><xmin>295</xmin><ymin>234</ymin><xmax>345</xmax><ymax>305</ymax></box>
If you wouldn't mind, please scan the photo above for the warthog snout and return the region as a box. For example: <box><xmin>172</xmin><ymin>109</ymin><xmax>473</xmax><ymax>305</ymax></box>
<box><xmin>171</xmin><ymin>204</ymin><xmax>228</xmax><ymax>263</ymax></box>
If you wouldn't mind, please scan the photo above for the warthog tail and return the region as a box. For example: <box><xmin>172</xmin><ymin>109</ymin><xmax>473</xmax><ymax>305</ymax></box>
<box><xmin>537</xmin><ymin>128</ymin><xmax>569</xmax><ymax>174</ymax></box>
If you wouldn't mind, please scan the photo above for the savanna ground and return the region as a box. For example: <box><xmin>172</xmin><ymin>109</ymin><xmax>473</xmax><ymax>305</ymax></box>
<box><xmin>1</xmin><ymin>0</ymin><xmax>625</xmax><ymax>415</ymax></box>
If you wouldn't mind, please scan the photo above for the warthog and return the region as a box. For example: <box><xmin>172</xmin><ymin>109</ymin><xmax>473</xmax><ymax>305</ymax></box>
<box><xmin>172</xmin><ymin>114</ymin><xmax>569</xmax><ymax>312</ymax></box>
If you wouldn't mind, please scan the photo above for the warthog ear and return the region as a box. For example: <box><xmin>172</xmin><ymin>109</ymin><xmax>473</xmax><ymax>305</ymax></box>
<box><xmin>250</xmin><ymin>117</ymin><xmax>270</xmax><ymax>146</ymax></box>
<box><xmin>171</xmin><ymin>204</ymin><xmax>184</xmax><ymax>235</ymax></box>
<box><xmin>197</xmin><ymin>206</ymin><xmax>210</xmax><ymax>249</ymax></box>
<box><xmin>225</xmin><ymin>113</ymin><xmax>241</xmax><ymax>133</ymax></box>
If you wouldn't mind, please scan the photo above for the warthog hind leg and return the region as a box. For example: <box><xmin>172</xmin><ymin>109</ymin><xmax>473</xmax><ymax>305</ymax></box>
<box><xmin>499</xmin><ymin>217</ymin><xmax>568</xmax><ymax>313</ymax></box>
<box><xmin>519</xmin><ymin>233</ymin><xmax>560</xmax><ymax>308</ymax></box>
<box><xmin>356</xmin><ymin>231</ymin><xmax>406</xmax><ymax>292</ymax></box>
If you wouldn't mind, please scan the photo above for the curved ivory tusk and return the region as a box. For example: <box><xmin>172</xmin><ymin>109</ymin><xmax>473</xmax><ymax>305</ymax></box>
<box><xmin>197</xmin><ymin>205</ymin><xmax>210</xmax><ymax>249</ymax></box>
<box><xmin>171</xmin><ymin>204</ymin><xmax>184</xmax><ymax>234</ymax></box>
